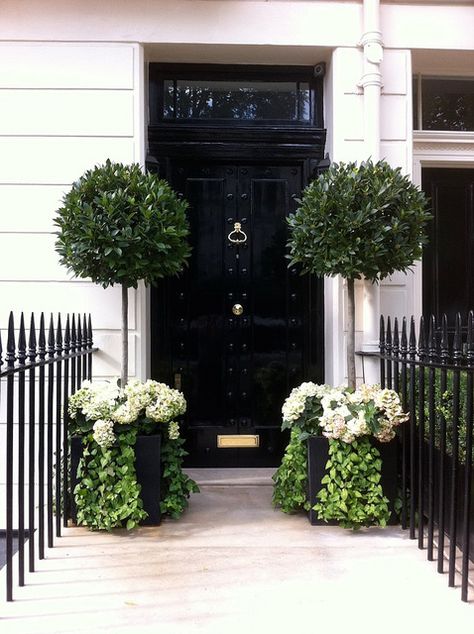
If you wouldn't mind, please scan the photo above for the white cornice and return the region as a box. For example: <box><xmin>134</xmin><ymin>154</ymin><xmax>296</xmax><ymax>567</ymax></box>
<box><xmin>414</xmin><ymin>130</ymin><xmax>474</xmax><ymax>144</ymax></box>
<box><xmin>413</xmin><ymin>131</ymin><xmax>474</xmax><ymax>164</ymax></box>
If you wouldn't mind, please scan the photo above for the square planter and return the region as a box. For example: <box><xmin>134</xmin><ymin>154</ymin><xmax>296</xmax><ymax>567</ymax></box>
<box><xmin>70</xmin><ymin>434</ymin><xmax>162</xmax><ymax>526</ymax></box>
<box><xmin>307</xmin><ymin>435</ymin><xmax>398</xmax><ymax>526</ymax></box>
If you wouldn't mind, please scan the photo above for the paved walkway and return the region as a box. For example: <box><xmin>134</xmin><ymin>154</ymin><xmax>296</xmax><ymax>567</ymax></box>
<box><xmin>1</xmin><ymin>469</ymin><xmax>473</xmax><ymax>634</ymax></box>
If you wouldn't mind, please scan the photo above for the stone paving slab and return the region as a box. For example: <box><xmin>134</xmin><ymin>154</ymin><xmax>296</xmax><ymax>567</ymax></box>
<box><xmin>0</xmin><ymin>470</ymin><xmax>473</xmax><ymax>634</ymax></box>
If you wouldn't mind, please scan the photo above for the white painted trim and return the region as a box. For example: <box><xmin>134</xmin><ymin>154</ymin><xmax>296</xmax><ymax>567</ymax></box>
<box><xmin>413</xmin><ymin>130</ymin><xmax>474</xmax><ymax>321</ymax></box>
<box><xmin>133</xmin><ymin>43</ymin><xmax>149</xmax><ymax>381</ymax></box>
<box><xmin>134</xmin><ymin>44</ymin><xmax>146</xmax><ymax>167</ymax></box>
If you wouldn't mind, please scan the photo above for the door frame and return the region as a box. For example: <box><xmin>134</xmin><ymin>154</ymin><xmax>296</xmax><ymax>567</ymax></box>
<box><xmin>413</xmin><ymin>130</ymin><xmax>474</xmax><ymax>321</ymax></box>
<box><xmin>147</xmin><ymin>64</ymin><xmax>328</xmax><ymax>465</ymax></box>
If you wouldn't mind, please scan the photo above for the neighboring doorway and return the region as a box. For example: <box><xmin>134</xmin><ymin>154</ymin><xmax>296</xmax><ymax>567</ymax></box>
<box><xmin>422</xmin><ymin>168</ymin><xmax>474</xmax><ymax>322</ymax></box>
<box><xmin>148</xmin><ymin>64</ymin><xmax>327</xmax><ymax>467</ymax></box>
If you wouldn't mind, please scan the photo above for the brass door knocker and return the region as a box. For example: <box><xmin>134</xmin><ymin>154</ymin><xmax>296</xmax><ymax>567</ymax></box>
<box><xmin>228</xmin><ymin>222</ymin><xmax>248</xmax><ymax>245</ymax></box>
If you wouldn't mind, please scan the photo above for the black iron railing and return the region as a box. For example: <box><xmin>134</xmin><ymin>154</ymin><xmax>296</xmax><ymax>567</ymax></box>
<box><xmin>361</xmin><ymin>312</ymin><xmax>474</xmax><ymax>602</ymax></box>
<box><xmin>0</xmin><ymin>312</ymin><xmax>96</xmax><ymax>601</ymax></box>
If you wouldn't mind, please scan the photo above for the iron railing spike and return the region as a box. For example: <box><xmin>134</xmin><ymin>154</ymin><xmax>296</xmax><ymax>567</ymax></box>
<box><xmin>38</xmin><ymin>313</ymin><xmax>46</xmax><ymax>351</ymax></box>
<box><xmin>7</xmin><ymin>312</ymin><xmax>16</xmax><ymax>361</ymax></box>
<box><xmin>441</xmin><ymin>313</ymin><xmax>449</xmax><ymax>362</ymax></box>
<box><xmin>418</xmin><ymin>315</ymin><xmax>427</xmax><ymax>358</ymax></box>
<box><xmin>18</xmin><ymin>313</ymin><xmax>27</xmax><ymax>361</ymax></box>
<box><xmin>28</xmin><ymin>313</ymin><xmax>37</xmax><ymax>358</ymax></box>
<box><xmin>385</xmin><ymin>316</ymin><xmax>392</xmax><ymax>349</ymax></box>
<box><xmin>64</xmin><ymin>315</ymin><xmax>71</xmax><ymax>350</ymax></box>
<box><xmin>409</xmin><ymin>316</ymin><xmax>417</xmax><ymax>356</ymax></box>
<box><xmin>55</xmin><ymin>314</ymin><xmax>63</xmax><ymax>349</ymax></box>
<box><xmin>47</xmin><ymin>314</ymin><xmax>55</xmax><ymax>353</ymax></box>
<box><xmin>88</xmin><ymin>314</ymin><xmax>93</xmax><ymax>347</ymax></box>
<box><xmin>467</xmin><ymin>312</ymin><xmax>474</xmax><ymax>366</ymax></box>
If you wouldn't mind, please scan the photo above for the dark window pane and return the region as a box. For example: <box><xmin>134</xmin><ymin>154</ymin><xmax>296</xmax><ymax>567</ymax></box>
<box><xmin>163</xmin><ymin>79</ymin><xmax>175</xmax><ymax>119</ymax></box>
<box><xmin>163</xmin><ymin>79</ymin><xmax>311</xmax><ymax>121</ymax></box>
<box><xmin>413</xmin><ymin>76</ymin><xmax>419</xmax><ymax>130</ymax></box>
<box><xmin>422</xmin><ymin>78</ymin><xmax>474</xmax><ymax>131</ymax></box>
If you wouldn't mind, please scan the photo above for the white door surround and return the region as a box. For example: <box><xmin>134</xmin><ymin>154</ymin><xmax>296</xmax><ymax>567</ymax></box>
<box><xmin>412</xmin><ymin>130</ymin><xmax>474</xmax><ymax>320</ymax></box>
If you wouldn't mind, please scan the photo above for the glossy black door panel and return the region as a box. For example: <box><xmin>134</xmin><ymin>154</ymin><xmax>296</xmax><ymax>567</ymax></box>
<box><xmin>151</xmin><ymin>161</ymin><xmax>322</xmax><ymax>467</ymax></box>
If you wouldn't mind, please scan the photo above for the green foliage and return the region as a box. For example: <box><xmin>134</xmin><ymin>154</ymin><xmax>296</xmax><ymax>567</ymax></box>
<box><xmin>412</xmin><ymin>369</ymin><xmax>473</xmax><ymax>466</ymax></box>
<box><xmin>314</xmin><ymin>438</ymin><xmax>390</xmax><ymax>530</ymax></box>
<box><xmin>74</xmin><ymin>429</ymin><xmax>147</xmax><ymax>530</ymax></box>
<box><xmin>272</xmin><ymin>428</ymin><xmax>311</xmax><ymax>513</ymax></box>
<box><xmin>54</xmin><ymin>159</ymin><xmax>190</xmax><ymax>289</ymax></box>
<box><xmin>160</xmin><ymin>433</ymin><xmax>200</xmax><ymax>519</ymax></box>
<box><xmin>281</xmin><ymin>393</ymin><xmax>325</xmax><ymax>441</ymax></box>
<box><xmin>287</xmin><ymin>160</ymin><xmax>431</xmax><ymax>283</ymax></box>
<box><xmin>73</xmin><ymin>427</ymin><xmax>199</xmax><ymax>529</ymax></box>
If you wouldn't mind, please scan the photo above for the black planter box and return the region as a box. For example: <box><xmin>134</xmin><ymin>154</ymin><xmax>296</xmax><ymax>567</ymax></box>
<box><xmin>307</xmin><ymin>435</ymin><xmax>398</xmax><ymax>526</ymax></box>
<box><xmin>70</xmin><ymin>434</ymin><xmax>162</xmax><ymax>526</ymax></box>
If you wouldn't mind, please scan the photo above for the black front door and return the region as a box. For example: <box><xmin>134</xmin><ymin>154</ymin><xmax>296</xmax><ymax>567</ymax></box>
<box><xmin>422</xmin><ymin>168</ymin><xmax>474</xmax><ymax>321</ymax></box>
<box><xmin>151</xmin><ymin>161</ymin><xmax>323</xmax><ymax>467</ymax></box>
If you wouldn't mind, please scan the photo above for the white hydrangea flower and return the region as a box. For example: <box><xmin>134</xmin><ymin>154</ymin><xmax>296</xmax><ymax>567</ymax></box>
<box><xmin>281</xmin><ymin>382</ymin><xmax>335</xmax><ymax>427</ymax></box>
<box><xmin>319</xmin><ymin>412</ymin><xmax>348</xmax><ymax>441</ymax></box>
<box><xmin>145</xmin><ymin>385</ymin><xmax>187</xmax><ymax>423</ymax></box>
<box><xmin>168</xmin><ymin>421</ymin><xmax>180</xmax><ymax>440</ymax></box>
<box><xmin>111</xmin><ymin>400</ymin><xmax>141</xmax><ymax>424</ymax></box>
<box><xmin>281</xmin><ymin>391</ymin><xmax>306</xmax><ymax>423</ymax></box>
<box><xmin>80</xmin><ymin>381</ymin><xmax>120</xmax><ymax>421</ymax></box>
<box><xmin>92</xmin><ymin>419</ymin><xmax>115</xmax><ymax>448</ymax></box>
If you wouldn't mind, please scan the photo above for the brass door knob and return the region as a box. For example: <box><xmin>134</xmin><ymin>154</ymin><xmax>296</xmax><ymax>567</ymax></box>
<box><xmin>232</xmin><ymin>304</ymin><xmax>244</xmax><ymax>316</ymax></box>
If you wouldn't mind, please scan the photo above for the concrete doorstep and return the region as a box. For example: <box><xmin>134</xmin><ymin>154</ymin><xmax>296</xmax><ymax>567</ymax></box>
<box><xmin>1</xmin><ymin>469</ymin><xmax>473</xmax><ymax>634</ymax></box>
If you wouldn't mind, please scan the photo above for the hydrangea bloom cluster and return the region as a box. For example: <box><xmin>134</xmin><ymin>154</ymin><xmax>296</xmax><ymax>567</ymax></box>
<box><xmin>282</xmin><ymin>382</ymin><xmax>336</xmax><ymax>426</ymax></box>
<box><xmin>145</xmin><ymin>387</ymin><xmax>186</xmax><ymax>423</ymax></box>
<box><xmin>92</xmin><ymin>419</ymin><xmax>115</xmax><ymax>449</ymax></box>
<box><xmin>69</xmin><ymin>379</ymin><xmax>186</xmax><ymax>448</ymax></box>
<box><xmin>282</xmin><ymin>382</ymin><xmax>408</xmax><ymax>444</ymax></box>
<box><xmin>68</xmin><ymin>380</ymin><xmax>120</xmax><ymax>422</ymax></box>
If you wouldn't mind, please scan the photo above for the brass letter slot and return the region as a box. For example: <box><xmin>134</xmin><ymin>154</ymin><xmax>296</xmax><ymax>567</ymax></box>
<box><xmin>217</xmin><ymin>435</ymin><xmax>260</xmax><ymax>449</ymax></box>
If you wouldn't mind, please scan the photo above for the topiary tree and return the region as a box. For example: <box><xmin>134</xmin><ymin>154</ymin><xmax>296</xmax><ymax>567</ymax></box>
<box><xmin>287</xmin><ymin>159</ymin><xmax>431</xmax><ymax>389</ymax></box>
<box><xmin>54</xmin><ymin>159</ymin><xmax>190</xmax><ymax>386</ymax></box>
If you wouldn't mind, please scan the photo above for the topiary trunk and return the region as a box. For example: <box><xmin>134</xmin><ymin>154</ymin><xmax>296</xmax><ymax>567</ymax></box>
<box><xmin>121</xmin><ymin>283</ymin><xmax>128</xmax><ymax>387</ymax></box>
<box><xmin>346</xmin><ymin>278</ymin><xmax>356</xmax><ymax>390</ymax></box>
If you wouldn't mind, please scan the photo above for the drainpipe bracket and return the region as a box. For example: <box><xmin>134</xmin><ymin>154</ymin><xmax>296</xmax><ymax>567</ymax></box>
<box><xmin>359</xmin><ymin>30</ymin><xmax>384</xmax><ymax>65</ymax></box>
<box><xmin>358</xmin><ymin>71</ymin><xmax>383</xmax><ymax>89</ymax></box>
<box><xmin>359</xmin><ymin>29</ymin><xmax>383</xmax><ymax>48</ymax></box>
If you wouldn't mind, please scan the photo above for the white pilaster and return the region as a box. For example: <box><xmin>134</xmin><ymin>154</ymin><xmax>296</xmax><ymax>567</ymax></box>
<box><xmin>360</xmin><ymin>0</ymin><xmax>383</xmax><ymax>382</ymax></box>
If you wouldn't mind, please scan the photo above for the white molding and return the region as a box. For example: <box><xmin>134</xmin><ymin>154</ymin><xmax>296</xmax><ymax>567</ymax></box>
<box><xmin>413</xmin><ymin>131</ymin><xmax>474</xmax><ymax>164</ymax></box>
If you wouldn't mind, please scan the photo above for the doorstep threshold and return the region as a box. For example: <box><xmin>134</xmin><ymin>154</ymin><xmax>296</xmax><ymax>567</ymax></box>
<box><xmin>185</xmin><ymin>467</ymin><xmax>275</xmax><ymax>487</ymax></box>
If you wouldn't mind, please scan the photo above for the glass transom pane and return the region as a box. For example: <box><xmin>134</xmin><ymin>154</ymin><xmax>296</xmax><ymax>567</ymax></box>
<box><xmin>422</xmin><ymin>78</ymin><xmax>474</xmax><ymax>131</ymax></box>
<box><xmin>163</xmin><ymin>79</ymin><xmax>310</xmax><ymax>121</ymax></box>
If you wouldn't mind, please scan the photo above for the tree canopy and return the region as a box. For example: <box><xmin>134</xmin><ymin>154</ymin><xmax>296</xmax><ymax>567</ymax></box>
<box><xmin>287</xmin><ymin>159</ymin><xmax>431</xmax><ymax>388</ymax></box>
<box><xmin>287</xmin><ymin>160</ymin><xmax>431</xmax><ymax>283</ymax></box>
<box><xmin>54</xmin><ymin>159</ymin><xmax>190</xmax><ymax>289</ymax></box>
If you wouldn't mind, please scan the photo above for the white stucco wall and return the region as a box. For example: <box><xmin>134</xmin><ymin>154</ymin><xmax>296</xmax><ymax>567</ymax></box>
<box><xmin>0</xmin><ymin>41</ymin><xmax>146</xmax><ymax>525</ymax></box>
<box><xmin>1</xmin><ymin>0</ymin><xmax>474</xmax><ymax>387</ymax></box>
<box><xmin>1</xmin><ymin>0</ymin><xmax>474</xmax><ymax>521</ymax></box>
<box><xmin>0</xmin><ymin>42</ymin><xmax>146</xmax><ymax>380</ymax></box>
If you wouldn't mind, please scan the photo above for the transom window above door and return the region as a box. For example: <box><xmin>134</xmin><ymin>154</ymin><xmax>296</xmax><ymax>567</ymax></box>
<box><xmin>413</xmin><ymin>75</ymin><xmax>474</xmax><ymax>131</ymax></box>
<box><xmin>149</xmin><ymin>64</ymin><xmax>323</xmax><ymax>126</ymax></box>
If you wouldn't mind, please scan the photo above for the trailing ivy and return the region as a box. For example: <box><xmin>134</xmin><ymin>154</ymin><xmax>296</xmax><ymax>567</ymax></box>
<box><xmin>69</xmin><ymin>380</ymin><xmax>199</xmax><ymax>530</ymax></box>
<box><xmin>160</xmin><ymin>433</ymin><xmax>200</xmax><ymax>518</ymax></box>
<box><xmin>272</xmin><ymin>428</ymin><xmax>310</xmax><ymax>513</ymax></box>
<box><xmin>74</xmin><ymin>429</ymin><xmax>147</xmax><ymax>531</ymax></box>
<box><xmin>314</xmin><ymin>438</ymin><xmax>390</xmax><ymax>530</ymax></box>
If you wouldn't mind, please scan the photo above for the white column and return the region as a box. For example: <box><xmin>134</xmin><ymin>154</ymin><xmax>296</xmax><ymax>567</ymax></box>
<box><xmin>360</xmin><ymin>0</ymin><xmax>383</xmax><ymax>382</ymax></box>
